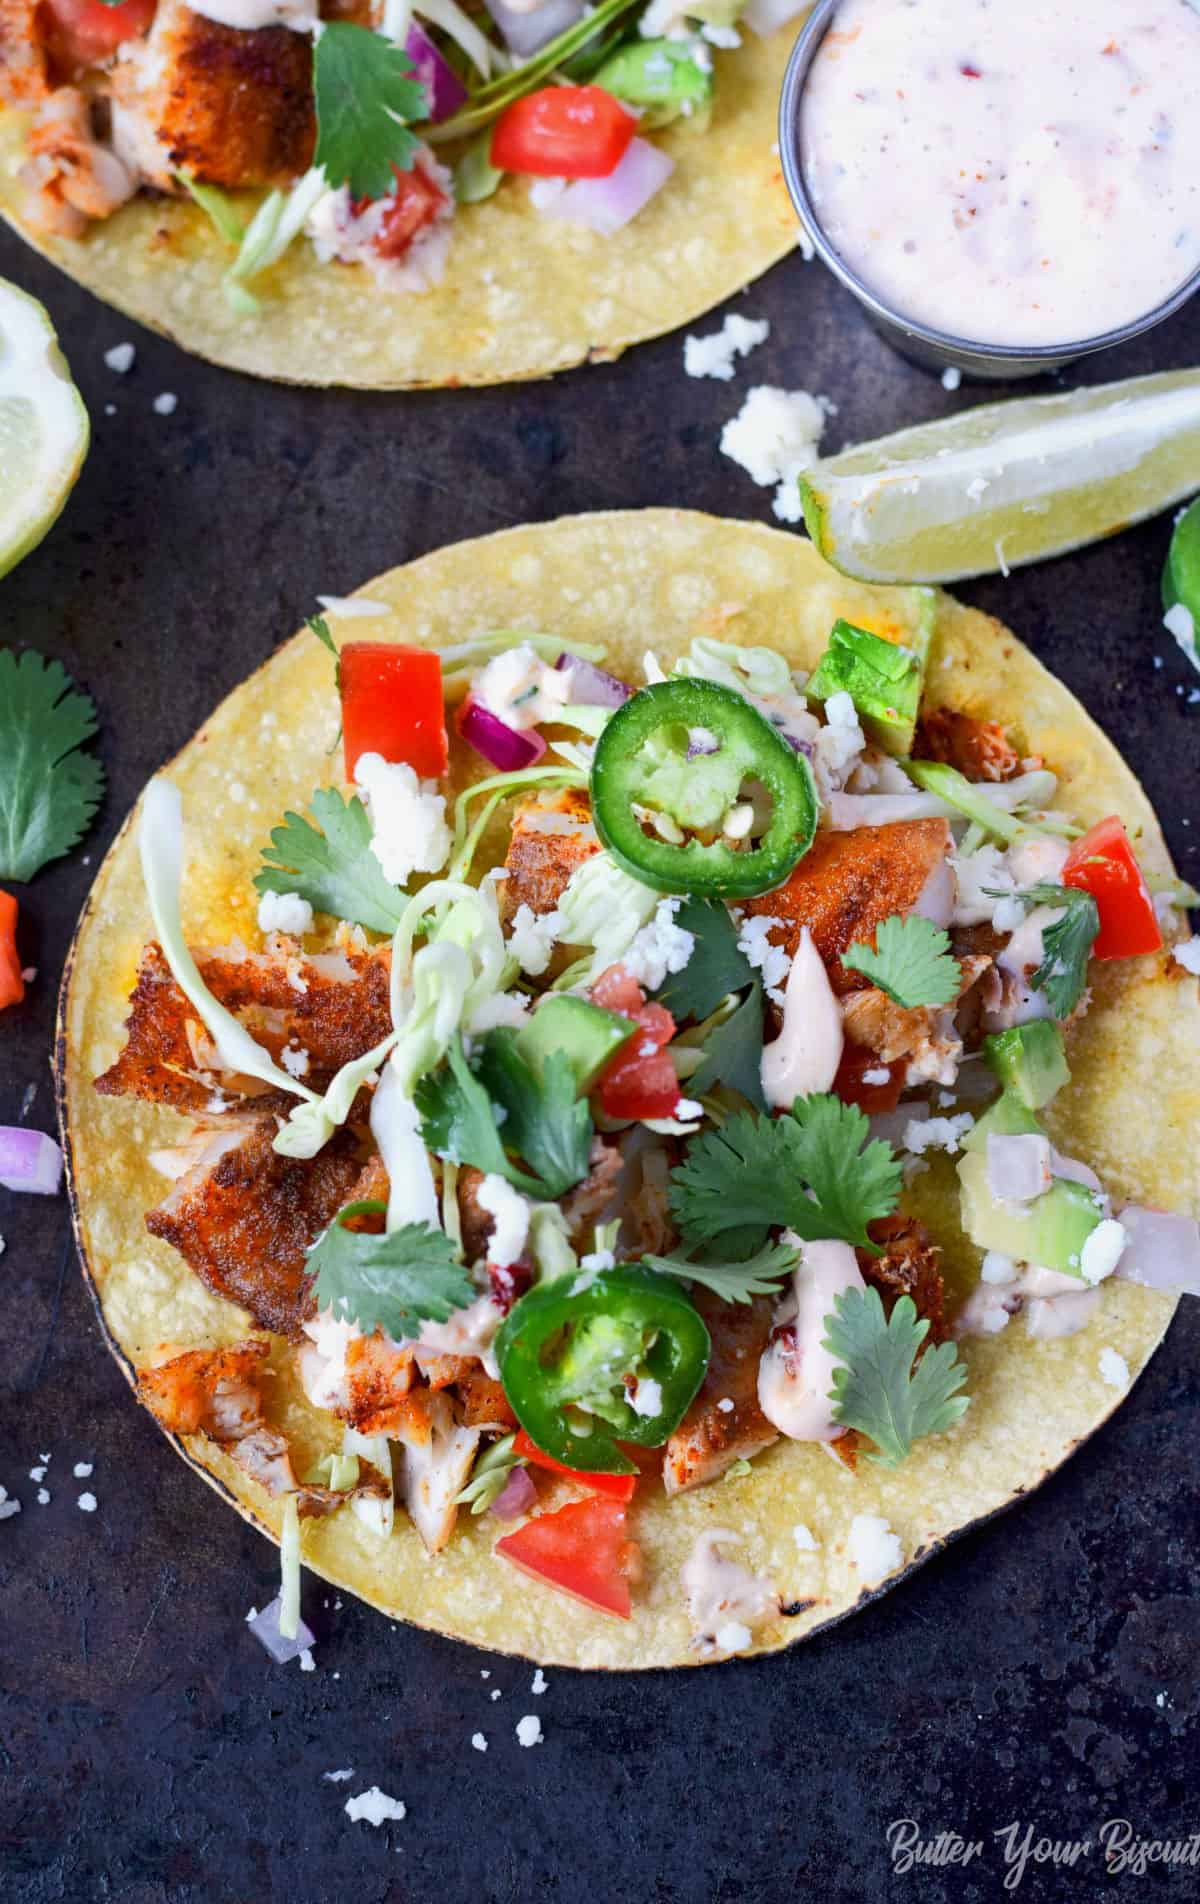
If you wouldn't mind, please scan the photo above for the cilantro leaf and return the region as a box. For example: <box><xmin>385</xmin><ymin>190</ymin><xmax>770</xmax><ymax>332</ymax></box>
<box><xmin>669</xmin><ymin>1095</ymin><xmax>902</xmax><ymax>1257</ymax></box>
<box><xmin>842</xmin><ymin>914</ymin><xmax>961</xmax><ymax>1009</ymax></box>
<box><xmin>415</xmin><ymin>1036</ymin><xmax>549</xmax><ymax>1197</ymax></box>
<box><xmin>688</xmin><ymin>979</ymin><xmax>766</xmax><ymax>1110</ymax></box>
<box><xmin>1022</xmin><ymin>882</ymin><xmax>1099</xmax><ymax>1019</ymax></box>
<box><xmin>313</xmin><ymin>23</ymin><xmax>428</xmax><ymax>201</ymax></box>
<box><xmin>0</xmin><ymin>650</ymin><xmax>104</xmax><ymax>881</ymax></box>
<box><xmin>643</xmin><ymin>1239</ymin><xmax>799</xmax><ymax>1304</ymax></box>
<box><xmin>823</xmin><ymin>1285</ymin><xmax>969</xmax><ymax>1466</ymax></box>
<box><xmin>308</xmin><ymin>1201</ymin><xmax>473</xmax><ymax>1337</ymax></box>
<box><xmin>656</xmin><ymin>895</ymin><xmax>753</xmax><ymax>1021</ymax></box>
<box><xmin>476</xmin><ymin>1031</ymin><xmax>592</xmax><ymax>1199</ymax></box>
<box><xmin>254</xmin><ymin>786</ymin><xmax>405</xmax><ymax>934</ymax></box>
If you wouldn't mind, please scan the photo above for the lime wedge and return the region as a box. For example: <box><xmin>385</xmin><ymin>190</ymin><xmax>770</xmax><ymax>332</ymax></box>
<box><xmin>800</xmin><ymin>370</ymin><xmax>1200</xmax><ymax>585</ymax></box>
<box><xmin>0</xmin><ymin>278</ymin><xmax>89</xmax><ymax>580</ymax></box>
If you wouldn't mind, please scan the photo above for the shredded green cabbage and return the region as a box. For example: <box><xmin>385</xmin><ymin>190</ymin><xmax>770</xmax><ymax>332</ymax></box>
<box><xmin>554</xmin><ymin>850</ymin><xmax>659</xmax><ymax>983</ymax></box>
<box><xmin>278</xmin><ymin>1493</ymin><xmax>302</xmax><ymax>1640</ymax></box>
<box><xmin>342</xmin><ymin>1427</ymin><xmax>395</xmax><ymax>1538</ymax></box>
<box><xmin>140</xmin><ymin>779</ymin><xmax>322</xmax><ymax>1104</ymax></box>
<box><xmin>224</xmin><ymin>167</ymin><xmax>328</xmax><ymax>311</ymax></box>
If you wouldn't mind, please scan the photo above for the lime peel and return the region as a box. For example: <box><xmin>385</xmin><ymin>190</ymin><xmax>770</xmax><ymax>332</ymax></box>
<box><xmin>800</xmin><ymin>371</ymin><xmax>1200</xmax><ymax>585</ymax></box>
<box><xmin>0</xmin><ymin>277</ymin><xmax>89</xmax><ymax>580</ymax></box>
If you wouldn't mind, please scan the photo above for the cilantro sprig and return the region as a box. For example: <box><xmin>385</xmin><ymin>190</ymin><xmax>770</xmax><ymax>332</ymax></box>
<box><xmin>687</xmin><ymin>980</ymin><xmax>766</xmax><ymax>1110</ymax></box>
<box><xmin>823</xmin><ymin>1285</ymin><xmax>969</xmax><ymax>1466</ymax></box>
<box><xmin>843</xmin><ymin>914</ymin><xmax>961</xmax><ymax>1010</ymax></box>
<box><xmin>308</xmin><ymin>1202</ymin><xmax>473</xmax><ymax>1338</ymax></box>
<box><xmin>1022</xmin><ymin>883</ymin><xmax>1099</xmax><ymax>1019</ymax></box>
<box><xmin>669</xmin><ymin>1095</ymin><xmax>902</xmax><ymax>1258</ymax></box>
<box><xmin>0</xmin><ymin>650</ymin><xmax>104</xmax><ymax>882</ymax></box>
<box><xmin>255</xmin><ymin>786</ymin><xmax>406</xmax><ymax>935</ymax></box>
<box><xmin>417</xmin><ymin>1034</ymin><xmax>592</xmax><ymax>1200</ymax></box>
<box><xmin>643</xmin><ymin>1240</ymin><xmax>800</xmax><ymax>1304</ymax></box>
<box><xmin>313</xmin><ymin>24</ymin><xmax>428</xmax><ymax>200</ymax></box>
<box><xmin>656</xmin><ymin>895</ymin><xmax>754</xmax><ymax>1021</ymax></box>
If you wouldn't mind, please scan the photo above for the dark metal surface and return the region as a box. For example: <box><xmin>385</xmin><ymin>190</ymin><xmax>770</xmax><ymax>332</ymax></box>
<box><xmin>1</xmin><ymin>226</ymin><xmax>1197</xmax><ymax>1904</ymax></box>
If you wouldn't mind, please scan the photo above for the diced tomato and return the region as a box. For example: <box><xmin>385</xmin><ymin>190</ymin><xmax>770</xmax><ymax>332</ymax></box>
<box><xmin>1062</xmin><ymin>815</ymin><xmax>1163</xmax><ymax>960</ymax></box>
<box><xmin>513</xmin><ymin>1429</ymin><xmax>638</xmax><ymax>1501</ymax></box>
<box><xmin>340</xmin><ymin>642</ymin><xmax>449</xmax><ymax>782</ymax></box>
<box><xmin>591</xmin><ymin>971</ymin><xmax>680</xmax><ymax>1121</ymax></box>
<box><xmin>43</xmin><ymin>0</ymin><xmax>155</xmax><ymax>67</ymax></box>
<box><xmin>0</xmin><ymin>891</ymin><xmax>23</xmax><ymax>1011</ymax></box>
<box><xmin>590</xmin><ymin>963</ymin><xmax>645</xmax><ymax>1016</ymax></box>
<box><xmin>495</xmin><ymin>1496</ymin><xmax>640</xmax><ymax>1618</ymax></box>
<box><xmin>488</xmin><ymin>1258</ymin><xmax>533</xmax><ymax>1315</ymax></box>
<box><xmin>833</xmin><ymin>1041</ymin><xmax>904</xmax><ymax>1113</ymax></box>
<box><xmin>490</xmin><ymin>85</ymin><xmax>637</xmax><ymax>179</ymax></box>
<box><xmin>369</xmin><ymin>166</ymin><xmax>445</xmax><ymax>261</ymax></box>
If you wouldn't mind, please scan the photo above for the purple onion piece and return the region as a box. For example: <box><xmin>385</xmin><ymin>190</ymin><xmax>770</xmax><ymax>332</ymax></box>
<box><xmin>1115</xmin><ymin>1206</ymin><xmax>1200</xmax><ymax>1296</ymax></box>
<box><xmin>686</xmin><ymin>726</ymin><xmax>721</xmax><ymax>759</ymax></box>
<box><xmin>483</xmin><ymin>0</ymin><xmax>583</xmax><ymax>59</ymax></box>
<box><xmin>490</xmin><ymin>1465</ymin><xmax>537</xmax><ymax>1520</ymax></box>
<box><xmin>404</xmin><ymin>22</ymin><xmax>468</xmax><ymax>123</ymax></box>
<box><xmin>986</xmin><ymin>1133</ymin><xmax>1051</xmax><ymax>1206</ymax></box>
<box><xmin>248</xmin><ymin>1594</ymin><xmax>315</xmax><ymax>1665</ymax></box>
<box><xmin>458</xmin><ymin>697</ymin><xmax>547</xmax><ymax>772</ymax></box>
<box><xmin>554</xmin><ymin>652</ymin><xmax>631</xmax><ymax>709</ymax></box>
<box><xmin>0</xmin><ymin>1126</ymin><xmax>63</xmax><ymax>1195</ymax></box>
<box><xmin>542</xmin><ymin>139</ymin><xmax>674</xmax><ymax>238</ymax></box>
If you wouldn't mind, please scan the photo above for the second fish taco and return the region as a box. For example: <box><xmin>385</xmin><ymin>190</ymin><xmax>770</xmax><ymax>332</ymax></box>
<box><xmin>59</xmin><ymin>510</ymin><xmax>1200</xmax><ymax>1668</ymax></box>
<box><xmin>0</xmin><ymin>0</ymin><xmax>800</xmax><ymax>386</ymax></box>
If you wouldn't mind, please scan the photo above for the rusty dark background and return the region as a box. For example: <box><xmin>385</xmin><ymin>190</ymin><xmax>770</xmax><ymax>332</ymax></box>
<box><xmin>1</xmin><ymin>215</ymin><xmax>1198</xmax><ymax>1904</ymax></box>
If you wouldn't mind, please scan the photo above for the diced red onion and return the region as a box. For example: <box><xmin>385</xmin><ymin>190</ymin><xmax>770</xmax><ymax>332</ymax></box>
<box><xmin>490</xmin><ymin>1465</ymin><xmax>537</xmax><ymax>1520</ymax></box>
<box><xmin>0</xmin><ymin>1126</ymin><xmax>63</xmax><ymax>1196</ymax></box>
<box><xmin>483</xmin><ymin>0</ymin><xmax>582</xmax><ymax>58</ymax></box>
<box><xmin>405</xmin><ymin>23</ymin><xmax>468</xmax><ymax>123</ymax></box>
<box><xmin>740</xmin><ymin>0</ymin><xmax>809</xmax><ymax>35</ymax></box>
<box><xmin>987</xmin><ymin>1133</ymin><xmax>1052</xmax><ymax>1205</ymax></box>
<box><xmin>248</xmin><ymin>1593</ymin><xmax>315</xmax><ymax>1664</ymax></box>
<box><xmin>1048</xmin><ymin>1147</ymin><xmax>1104</xmax><ymax>1197</ymax></box>
<box><xmin>1115</xmin><ymin>1206</ymin><xmax>1200</xmax><ymax>1297</ymax></box>
<box><xmin>457</xmin><ymin>697</ymin><xmax>547</xmax><ymax>772</ymax></box>
<box><xmin>554</xmin><ymin>652</ymin><xmax>630</xmax><ymax>708</ymax></box>
<box><xmin>686</xmin><ymin>725</ymin><xmax>721</xmax><ymax>759</ymax></box>
<box><xmin>543</xmin><ymin>139</ymin><xmax>674</xmax><ymax>237</ymax></box>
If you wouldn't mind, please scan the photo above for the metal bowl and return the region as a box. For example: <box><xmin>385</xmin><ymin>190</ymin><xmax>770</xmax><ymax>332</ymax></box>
<box><xmin>778</xmin><ymin>0</ymin><xmax>1200</xmax><ymax>380</ymax></box>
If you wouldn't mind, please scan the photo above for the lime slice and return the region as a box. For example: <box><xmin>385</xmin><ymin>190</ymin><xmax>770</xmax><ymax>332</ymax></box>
<box><xmin>0</xmin><ymin>278</ymin><xmax>89</xmax><ymax>580</ymax></box>
<box><xmin>800</xmin><ymin>370</ymin><xmax>1200</xmax><ymax>586</ymax></box>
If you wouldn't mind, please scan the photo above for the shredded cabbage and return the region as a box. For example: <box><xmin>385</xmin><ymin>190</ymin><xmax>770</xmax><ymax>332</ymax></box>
<box><xmin>274</xmin><ymin>1029</ymin><xmax>397</xmax><ymax>1159</ymax></box>
<box><xmin>175</xmin><ymin>172</ymin><xmax>245</xmax><ymax>245</ymax></box>
<box><xmin>450</xmin><ymin>764</ymin><xmax>585</xmax><ymax>881</ymax></box>
<box><xmin>370</xmin><ymin>1059</ymin><xmax>439</xmax><ymax>1227</ymax></box>
<box><xmin>554</xmin><ymin>850</ymin><xmax>659</xmax><ymax>982</ymax></box>
<box><xmin>674</xmin><ymin>636</ymin><xmax>797</xmax><ymax>701</ymax></box>
<box><xmin>278</xmin><ymin>1493</ymin><xmax>302</xmax><ymax>1640</ymax></box>
<box><xmin>224</xmin><ymin>167</ymin><xmax>328</xmax><ymax>311</ymax></box>
<box><xmin>140</xmin><ymin>779</ymin><xmax>322</xmax><ymax>1104</ymax></box>
<box><xmin>414</xmin><ymin>0</ymin><xmax>506</xmax><ymax>78</ymax></box>
<box><xmin>528</xmin><ymin>1203</ymin><xmax>577</xmax><ymax>1280</ymax></box>
<box><xmin>342</xmin><ymin>1427</ymin><xmax>395</xmax><ymax>1538</ymax></box>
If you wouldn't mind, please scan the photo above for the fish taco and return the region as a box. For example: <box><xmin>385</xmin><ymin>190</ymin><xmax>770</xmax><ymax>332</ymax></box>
<box><xmin>0</xmin><ymin>0</ymin><xmax>802</xmax><ymax>387</ymax></box>
<box><xmin>59</xmin><ymin>510</ymin><xmax>1200</xmax><ymax>1668</ymax></box>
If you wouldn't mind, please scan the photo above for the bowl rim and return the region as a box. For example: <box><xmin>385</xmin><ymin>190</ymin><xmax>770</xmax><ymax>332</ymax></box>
<box><xmin>777</xmin><ymin>0</ymin><xmax>1200</xmax><ymax>367</ymax></box>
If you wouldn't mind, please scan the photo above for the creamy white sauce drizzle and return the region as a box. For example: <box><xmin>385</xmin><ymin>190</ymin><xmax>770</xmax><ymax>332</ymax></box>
<box><xmin>760</xmin><ymin>926</ymin><xmax>844</xmax><ymax>1109</ymax></box>
<box><xmin>800</xmin><ymin>0</ymin><xmax>1200</xmax><ymax>346</ymax></box>
<box><xmin>680</xmin><ymin>1529</ymin><xmax>779</xmax><ymax>1643</ymax></box>
<box><xmin>957</xmin><ymin>1262</ymin><xmax>1101</xmax><ymax>1340</ymax></box>
<box><xmin>757</xmin><ymin>1237</ymin><xmax>863</xmax><ymax>1442</ymax></box>
<box><xmin>187</xmin><ymin>0</ymin><xmax>318</xmax><ymax>30</ymax></box>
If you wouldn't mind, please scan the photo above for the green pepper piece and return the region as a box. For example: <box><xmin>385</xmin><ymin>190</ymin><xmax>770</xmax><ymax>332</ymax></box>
<box><xmin>593</xmin><ymin>40</ymin><xmax>713</xmax><ymax>128</ymax></box>
<box><xmin>807</xmin><ymin>618</ymin><xmax>925</xmax><ymax>757</ymax></box>
<box><xmin>590</xmin><ymin>679</ymin><xmax>819</xmax><ymax>900</ymax></box>
<box><xmin>495</xmin><ymin>1265</ymin><xmax>710</xmax><ymax>1472</ymax></box>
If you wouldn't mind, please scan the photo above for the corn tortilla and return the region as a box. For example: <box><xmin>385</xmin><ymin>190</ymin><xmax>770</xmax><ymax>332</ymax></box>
<box><xmin>58</xmin><ymin>510</ymin><xmax>1199</xmax><ymax>1668</ymax></box>
<box><xmin>1</xmin><ymin>29</ymin><xmax>799</xmax><ymax>390</ymax></box>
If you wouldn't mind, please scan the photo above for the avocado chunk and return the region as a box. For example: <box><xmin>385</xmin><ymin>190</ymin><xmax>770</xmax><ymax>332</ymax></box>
<box><xmin>593</xmin><ymin>41</ymin><xmax>712</xmax><ymax>129</ymax></box>
<box><xmin>959</xmin><ymin>1092</ymin><xmax>1102</xmax><ymax>1278</ymax></box>
<box><xmin>983</xmin><ymin>1022</ymin><xmax>1071</xmax><ymax>1110</ymax></box>
<box><xmin>515</xmin><ymin>995</ymin><xmax>634</xmax><ymax>1095</ymax></box>
<box><xmin>961</xmin><ymin>1089</ymin><xmax>1042</xmax><ymax>1155</ymax></box>
<box><xmin>958</xmin><ymin>1151</ymin><xmax>1103</xmax><ymax>1280</ymax></box>
<box><xmin>806</xmin><ymin>618</ymin><xmax>925</xmax><ymax>757</ymax></box>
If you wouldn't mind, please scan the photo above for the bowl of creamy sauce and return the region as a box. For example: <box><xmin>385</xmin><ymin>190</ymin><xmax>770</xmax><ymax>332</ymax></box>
<box><xmin>779</xmin><ymin>0</ymin><xmax>1200</xmax><ymax>376</ymax></box>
